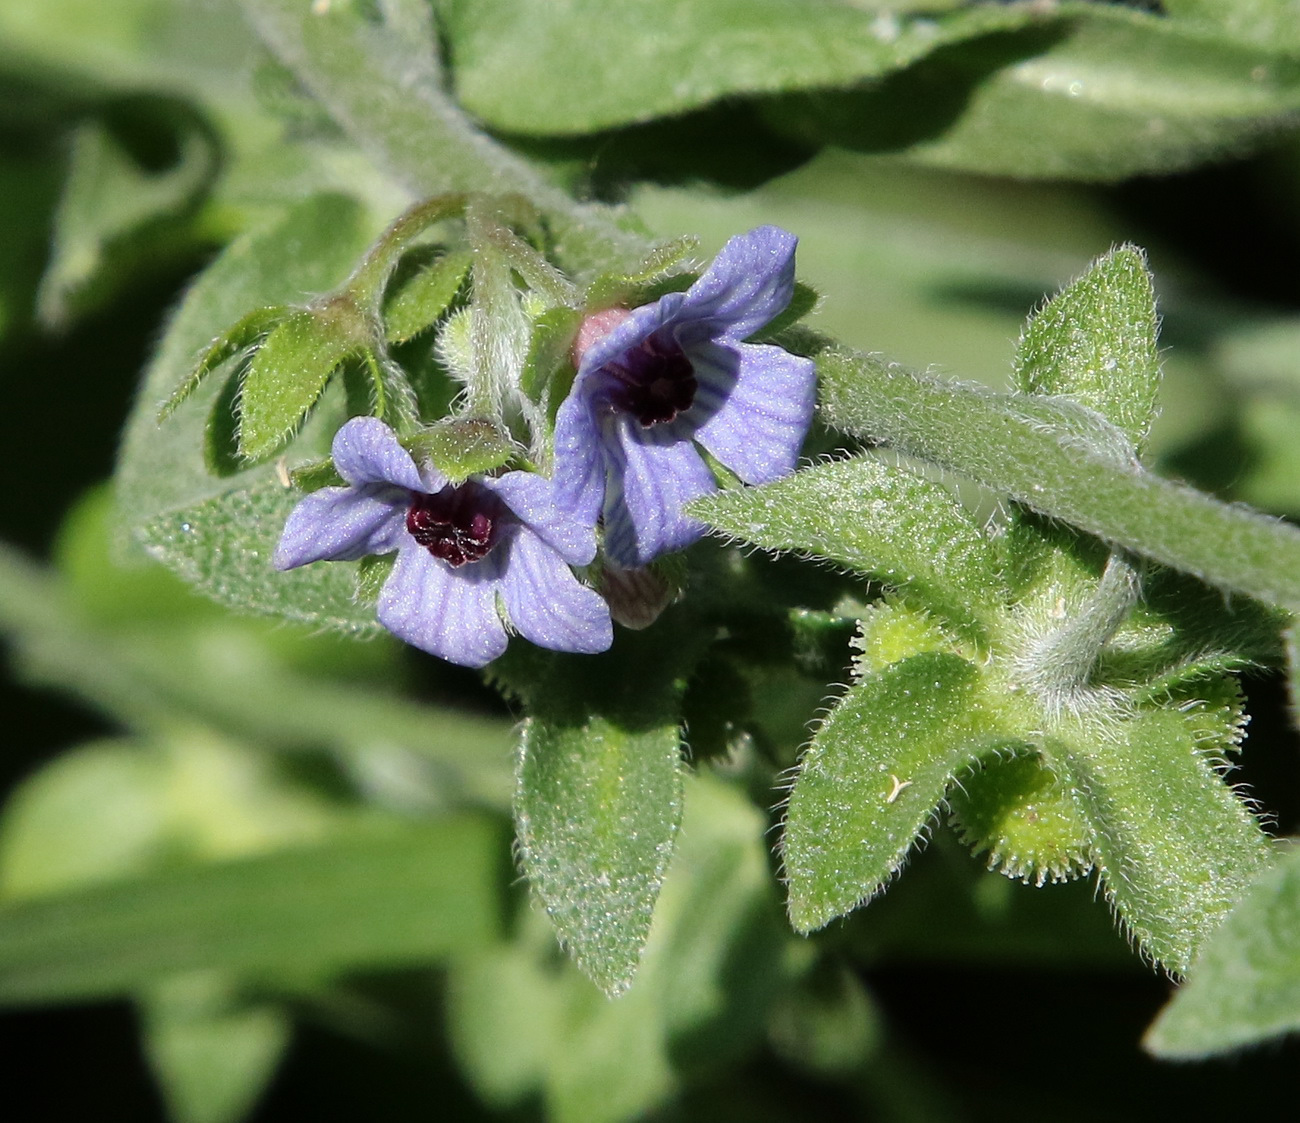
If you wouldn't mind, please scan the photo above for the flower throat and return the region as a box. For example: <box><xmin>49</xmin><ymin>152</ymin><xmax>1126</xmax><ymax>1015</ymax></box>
<box><xmin>406</xmin><ymin>484</ymin><xmax>502</xmax><ymax>567</ymax></box>
<box><xmin>606</xmin><ymin>334</ymin><xmax>697</xmax><ymax>426</ymax></box>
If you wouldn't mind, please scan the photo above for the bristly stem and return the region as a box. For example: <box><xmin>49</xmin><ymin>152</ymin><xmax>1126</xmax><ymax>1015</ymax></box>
<box><xmin>1023</xmin><ymin>551</ymin><xmax>1142</xmax><ymax>705</ymax></box>
<box><xmin>236</xmin><ymin>0</ymin><xmax>648</xmax><ymax>276</ymax></box>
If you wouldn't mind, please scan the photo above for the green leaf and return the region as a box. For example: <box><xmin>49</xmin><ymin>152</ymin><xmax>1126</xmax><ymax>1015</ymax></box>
<box><xmin>37</xmin><ymin>107</ymin><xmax>217</xmax><ymax>326</ymax></box>
<box><xmin>1163</xmin><ymin>0</ymin><xmax>1300</xmax><ymax>54</ymax></box>
<box><xmin>141</xmin><ymin>973</ymin><xmax>290</xmax><ymax>1123</ymax></box>
<box><xmin>690</xmin><ymin>454</ymin><xmax>1005</xmax><ymax>640</ymax></box>
<box><xmin>515</xmin><ymin>715</ymin><xmax>683</xmax><ymax>997</ymax></box>
<box><xmin>140</xmin><ymin>478</ymin><xmax>378</xmax><ymax>633</ymax></box>
<box><xmin>0</xmin><ymin>817</ymin><xmax>506</xmax><ymax>1006</ymax></box>
<box><xmin>444</xmin><ymin>0</ymin><xmax>1032</xmax><ymax>135</ymax></box>
<box><xmin>382</xmin><ymin>247</ymin><xmax>471</xmax><ymax>343</ymax></box>
<box><xmin>158</xmin><ymin>304</ymin><xmax>287</xmax><ymax>423</ymax></box>
<box><xmin>118</xmin><ymin>192</ymin><xmax>375</xmax><ymax>532</ymax></box>
<box><xmin>237</xmin><ymin>0</ymin><xmax>644</xmax><ymax>273</ymax></box>
<box><xmin>508</xmin><ymin>625</ymin><xmax>705</xmax><ymax>994</ymax></box>
<box><xmin>1013</xmin><ymin>244</ymin><xmax>1160</xmax><ymax>453</ymax></box>
<box><xmin>450</xmin><ymin>775</ymin><xmax>791</xmax><ymax>1123</ymax></box>
<box><xmin>783</xmin><ymin>652</ymin><xmax>1017</xmax><ymax>933</ymax></box>
<box><xmin>772</xmin><ymin>6</ymin><xmax>1300</xmax><ymax>180</ymax></box>
<box><xmin>1048</xmin><ymin>709</ymin><xmax>1272</xmax><ymax>974</ymax></box>
<box><xmin>816</xmin><ymin>344</ymin><xmax>1300</xmax><ymax>609</ymax></box>
<box><xmin>0</xmin><ymin>740</ymin><xmax>169</xmax><ymax>899</ymax></box>
<box><xmin>237</xmin><ymin>303</ymin><xmax>367</xmax><ymax>462</ymax></box>
<box><xmin>1144</xmin><ymin>843</ymin><xmax>1300</xmax><ymax>1058</ymax></box>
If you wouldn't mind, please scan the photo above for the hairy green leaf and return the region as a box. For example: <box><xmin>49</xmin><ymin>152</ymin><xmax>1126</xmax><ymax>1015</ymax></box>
<box><xmin>1145</xmin><ymin>844</ymin><xmax>1300</xmax><ymax>1058</ymax></box>
<box><xmin>1014</xmin><ymin>244</ymin><xmax>1160</xmax><ymax>453</ymax></box>
<box><xmin>0</xmin><ymin>817</ymin><xmax>505</xmax><ymax>1005</ymax></box>
<box><xmin>690</xmin><ymin>454</ymin><xmax>1004</xmax><ymax>640</ymax></box>
<box><xmin>118</xmin><ymin>193</ymin><xmax>374</xmax><ymax>530</ymax></box>
<box><xmin>382</xmin><ymin>247</ymin><xmax>471</xmax><ymax>343</ymax></box>
<box><xmin>237</xmin><ymin>304</ymin><xmax>369</xmax><ymax>462</ymax></box>
<box><xmin>515</xmin><ymin>715</ymin><xmax>683</xmax><ymax>997</ymax></box>
<box><xmin>784</xmin><ymin>652</ymin><xmax>1018</xmax><ymax>933</ymax></box>
<box><xmin>508</xmin><ymin>625</ymin><xmax>704</xmax><ymax>994</ymax></box>
<box><xmin>1048</xmin><ymin>709</ymin><xmax>1271</xmax><ymax>974</ymax></box>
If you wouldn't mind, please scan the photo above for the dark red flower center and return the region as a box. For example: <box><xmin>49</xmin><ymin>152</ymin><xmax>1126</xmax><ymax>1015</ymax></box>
<box><xmin>604</xmin><ymin>333</ymin><xmax>697</xmax><ymax>426</ymax></box>
<box><xmin>406</xmin><ymin>483</ymin><xmax>504</xmax><ymax>567</ymax></box>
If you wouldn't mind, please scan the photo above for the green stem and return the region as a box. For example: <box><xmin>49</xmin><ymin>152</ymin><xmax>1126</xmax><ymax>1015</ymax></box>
<box><xmin>1022</xmin><ymin>551</ymin><xmax>1142</xmax><ymax>704</ymax></box>
<box><xmin>236</xmin><ymin>0</ymin><xmax>647</xmax><ymax>275</ymax></box>
<box><xmin>816</xmin><ymin>344</ymin><xmax>1300</xmax><ymax>611</ymax></box>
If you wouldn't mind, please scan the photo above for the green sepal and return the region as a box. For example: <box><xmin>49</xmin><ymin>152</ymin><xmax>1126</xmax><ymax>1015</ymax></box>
<box><xmin>382</xmin><ymin>248</ymin><xmax>471</xmax><ymax>344</ymax></box>
<box><xmin>583</xmin><ymin>235</ymin><xmax>699</xmax><ymax>309</ymax></box>
<box><xmin>1013</xmin><ymin>244</ymin><xmax>1161</xmax><ymax>454</ymax></box>
<box><xmin>287</xmin><ymin>459</ymin><xmax>344</xmax><ymax>493</ymax></box>
<box><xmin>237</xmin><ymin>300</ymin><xmax>372</xmax><ymax>463</ymax></box>
<box><xmin>948</xmin><ymin>753</ymin><xmax>1094</xmax><ymax>886</ymax></box>
<box><xmin>1048</xmin><ymin>709</ymin><xmax>1272</xmax><ymax>974</ymax></box>
<box><xmin>203</xmin><ymin>367</ymin><xmax>245</xmax><ymax>478</ymax></box>
<box><xmin>404</xmin><ymin>418</ymin><xmax>516</xmax><ymax>483</ymax></box>
<box><xmin>783</xmin><ymin>651</ymin><xmax>1020</xmax><ymax>933</ymax></box>
<box><xmin>353</xmin><ymin>553</ymin><xmax>394</xmax><ymax>608</ymax></box>
<box><xmin>851</xmin><ymin>599</ymin><xmax>963</xmax><ymax>676</ymax></box>
<box><xmin>519</xmin><ymin>305</ymin><xmax>582</xmax><ymax>418</ymax></box>
<box><xmin>159</xmin><ymin>304</ymin><xmax>287</xmax><ymax>423</ymax></box>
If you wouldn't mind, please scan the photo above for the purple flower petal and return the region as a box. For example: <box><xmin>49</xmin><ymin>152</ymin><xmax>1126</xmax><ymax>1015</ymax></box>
<box><xmin>488</xmin><ymin>470</ymin><xmax>597</xmax><ymax>566</ymax></box>
<box><xmin>377</xmin><ymin>545</ymin><xmax>508</xmax><ymax>667</ymax></box>
<box><xmin>274</xmin><ymin>486</ymin><xmax>404</xmax><ymax>569</ymax></box>
<box><xmin>331</xmin><ymin>416</ymin><xmax>429</xmax><ymax>492</ymax></box>
<box><xmin>672</xmin><ymin>227</ymin><xmax>797</xmax><ymax>345</ymax></box>
<box><xmin>602</xmin><ymin>419</ymin><xmax>717</xmax><ymax>567</ymax></box>
<box><xmin>500</xmin><ymin>531</ymin><xmax>612</xmax><ymax>654</ymax></box>
<box><xmin>692</xmin><ymin>340</ymin><xmax>816</xmax><ymax>485</ymax></box>
<box><xmin>552</xmin><ymin>395</ymin><xmax>608</xmax><ymax>529</ymax></box>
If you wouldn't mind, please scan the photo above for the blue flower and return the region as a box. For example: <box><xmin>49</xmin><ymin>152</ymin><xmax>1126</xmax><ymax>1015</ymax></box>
<box><xmin>554</xmin><ymin>226</ymin><xmax>816</xmax><ymax>567</ymax></box>
<box><xmin>275</xmin><ymin>417</ymin><xmax>612</xmax><ymax>667</ymax></box>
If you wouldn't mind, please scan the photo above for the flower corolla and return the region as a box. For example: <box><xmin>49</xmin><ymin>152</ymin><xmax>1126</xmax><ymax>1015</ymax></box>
<box><xmin>275</xmin><ymin>416</ymin><xmax>612</xmax><ymax>667</ymax></box>
<box><xmin>554</xmin><ymin>226</ymin><xmax>816</xmax><ymax>567</ymax></box>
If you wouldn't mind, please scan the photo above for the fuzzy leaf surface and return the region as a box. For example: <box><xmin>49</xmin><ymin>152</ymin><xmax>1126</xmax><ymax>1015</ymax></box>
<box><xmin>1049</xmin><ymin>710</ymin><xmax>1271</xmax><ymax>974</ymax></box>
<box><xmin>1145</xmin><ymin>843</ymin><xmax>1300</xmax><ymax>1058</ymax></box>
<box><xmin>784</xmin><ymin>652</ymin><xmax>1016</xmax><ymax>933</ymax></box>
<box><xmin>117</xmin><ymin>193</ymin><xmax>374</xmax><ymax>528</ymax></box>
<box><xmin>1013</xmin><ymin>244</ymin><xmax>1160</xmax><ymax>453</ymax></box>
<box><xmin>236</xmin><ymin>308</ymin><xmax>361</xmax><ymax>462</ymax></box>
<box><xmin>773</xmin><ymin>6</ymin><xmax>1300</xmax><ymax>180</ymax></box>
<box><xmin>691</xmin><ymin>455</ymin><xmax>1004</xmax><ymax>638</ymax></box>
<box><xmin>510</xmin><ymin>627</ymin><xmax>704</xmax><ymax>994</ymax></box>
